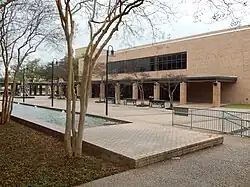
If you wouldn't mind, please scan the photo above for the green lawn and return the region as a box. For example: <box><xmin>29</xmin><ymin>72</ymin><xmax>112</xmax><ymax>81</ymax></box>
<box><xmin>223</xmin><ymin>104</ymin><xmax>250</xmax><ymax>109</ymax></box>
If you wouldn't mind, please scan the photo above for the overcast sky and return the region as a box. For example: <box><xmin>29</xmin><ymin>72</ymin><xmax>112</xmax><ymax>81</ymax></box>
<box><xmin>33</xmin><ymin>1</ymin><xmax>250</xmax><ymax>63</ymax></box>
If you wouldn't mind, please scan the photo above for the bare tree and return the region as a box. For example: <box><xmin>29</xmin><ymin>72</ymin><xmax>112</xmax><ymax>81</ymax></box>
<box><xmin>0</xmin><ymin>0</ymin><xmax>61</xmax><ymax>124</ymax></box>
<box><xmin>125</xmin><ymin>71</ymin><xmax>150</xmax><ymax>106</ymax></box>
<box><xmin>56</xmin><ymin>0</ymin><xmax>78</xmax><ymax>157</ymax></box>
<box><xmin>193</xmin><ymin>0</ymin><xmax>249</xmax><ymax>26</ymax></box>
<box><xmin>0</xmin><ymin>0</ymin><xmax>17</xmax><ymax>9</ymax></box>
<box><xmin>160</xmin><ymin>74</ymin><xmax>184</xmax><ymax>109</ymax></box>
<box><xmin>92</xmin><ymin>62</ymin><xmax>120</xmax><ymax>102</ymax></box>
<box><xmin>56</xmin><ymin>0</ymin><xmax>175</xmax><ymax>157</ymax></box>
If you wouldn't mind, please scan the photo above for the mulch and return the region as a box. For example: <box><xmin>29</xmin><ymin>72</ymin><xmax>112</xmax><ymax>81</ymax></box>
<box><xmin>0</xmin><ymin>121</ymin><xmax>128</xmax><ymax>187</ymax></box>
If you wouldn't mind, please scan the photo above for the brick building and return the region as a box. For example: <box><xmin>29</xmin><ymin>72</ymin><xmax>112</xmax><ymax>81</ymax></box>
<box><xmin>77</xmin><ymin>25</ymin><xmax>250</xmax><ymax>107</ymax></box>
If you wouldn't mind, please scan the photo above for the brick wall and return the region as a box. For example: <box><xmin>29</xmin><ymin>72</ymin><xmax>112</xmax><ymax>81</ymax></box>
<box><xmin>79</xmin><ymin>26</ymin><xmax>250</xmax><ymax>104</ymax></box>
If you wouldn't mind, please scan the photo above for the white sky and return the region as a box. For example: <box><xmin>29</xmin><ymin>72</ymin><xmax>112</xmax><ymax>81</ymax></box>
<box><xmin>33</xmin><ymin>1</ymin><xmax>250</xmax><ymax>63</ymax></box>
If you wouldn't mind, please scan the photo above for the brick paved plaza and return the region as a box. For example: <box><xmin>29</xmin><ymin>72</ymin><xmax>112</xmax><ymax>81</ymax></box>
<box><xmin>12</xmin><ymin>97</ymin><xmax>250</xmax><ymax>186</ymax></box>
<box><xmin>12</xmin><ymin>97</ymin><xmax>222</xmax><ymax>167</ymax></box>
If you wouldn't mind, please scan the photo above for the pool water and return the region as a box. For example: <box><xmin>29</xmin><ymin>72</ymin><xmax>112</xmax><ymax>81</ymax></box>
<box><xmin>12</xmin><ymin>104</ymin><xmax>114</xmax><ymax>128</ymax></box>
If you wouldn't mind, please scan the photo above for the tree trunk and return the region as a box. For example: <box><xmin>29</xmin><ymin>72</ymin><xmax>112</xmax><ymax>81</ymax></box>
<box><xmin>75</xmin><ymin>56</ymin><xmax>92</xmax><ymax>157</ymax></box>
<box><xmin>169</xmin><ymin>94</ymin><xmax>174</xmax><ymax>109</ymax></box>
<box><xmin>1</xmin><ymin>68</ymin><xmax>9</xmax><ymax>124</ymax></box>
<box><xmin>6</xmin><ymin>81</ymin><xmax>18</xmax><ymax>123</ymax></box>
<box><xmin>141</xmin><ymin>90</ymin><xmax>144</xmax><ymax>105</ymax></box>
<box><xmin>139</xmin><ymin>84</ymin><xmax>144</xmax><ymax>105</ymax></box>
<box><xmin>65</xmin><ymin>39</ymin><xmax>73</xmax><ymax>157</ymax></box>
<box><xmin>71</xmin><ymin>72</ymin><xmax>77</xmax><ymax>155</ymax></box>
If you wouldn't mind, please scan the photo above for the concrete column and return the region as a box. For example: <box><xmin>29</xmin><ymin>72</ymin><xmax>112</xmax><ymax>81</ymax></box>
<box><xmin>58</xmin><ymin>85</ymin><xmax>63</xmax><ymax>96</ymax></box>
<box><xmin>58</xmin><ymin>78</ymin><xmax>64</xmax><ymax>97</ymax></box>
<box><xmin>115</xmin><ymin>83</ymin><xmax>120</xmax><ymax>104</ymax></box>
<box><xmin>132</xmin><ymin>83</ymin><xmax>138</xmax><ymax>99</ymax></box>
<box><xmin>100</xmin><ymin>83</ymin><xmax>105</xmax><ymax>101</ymax></box>
<box><xmin>153</xmin><ymin>82</ymin><xmax>160</xmax><ymax>100</ymax></box>
<box><xmin>45</xmin><ymin>85</ymin><xmax>49</xmax><ymax>96</ymax></box>
<box><xmin>180</xmin><ymin>82</ymin><xmax>187</xmax><ymax>105</ymax></box>
<box><xmin>54</xmin><ymin>85</ymin><xmax>57</xmax><ymax>96</ymax></box>
<box><xmin>213</xmin><ymin>81</ymin><xmax>221</xmax><ymax>107</ymax></box>
<box><xmin>77</xmin><ymin>84</ymin><xmax>80</xmax><ymax>97</ymax></box>
<box><xmin>88</xmin><ymin>82</ymin><xmax>92</xmax><ymax>98</ymax></box>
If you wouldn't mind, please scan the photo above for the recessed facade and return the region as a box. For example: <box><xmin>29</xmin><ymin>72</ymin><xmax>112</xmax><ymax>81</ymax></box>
<box><xmin>77</xmin><ymin>25</ymin><xmax>250</xmax><ymax>106</ymax></box>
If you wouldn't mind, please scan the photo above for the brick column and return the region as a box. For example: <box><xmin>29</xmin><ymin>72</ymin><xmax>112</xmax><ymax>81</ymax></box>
<box><xmin>115</xmin><ymin>83</ymin><xmax>120</xmax><ymax>104</ymax></box>
<box><xmin>180</xmin><ymin>82</ymin><xmax>187</xmax><ymax>105</ymax></box>
<box><xmin>132</xmin><ymin>83</ymin><xmax>138</xmax><ymax>100</ymax></box>
<box><xmin>213</xmin><ymin>81</ymin><xmax>221</xmax><ymax>107</ymax></box>
<box><xmin>100</xmin><ymin>83</ymin><xmax>105</xmax><ymax>101</ymax></box>
<box><xmin>153</xmin><ymin>82</ymin><xmax>160</xmax><ymax>99</ymax></box>
<box><xmin>45</xmin><ymin>85</ymin><xmax>49</xmax><ymax>96</ymax></box>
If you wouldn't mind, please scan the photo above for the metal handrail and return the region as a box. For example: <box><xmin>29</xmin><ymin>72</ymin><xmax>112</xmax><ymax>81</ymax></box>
<box><xmin>188</xmin><ymin>107</ymin><xmax>250</xmax><ymax>115</ymax></box>
<box><xmin>173</xmin><ymin>107</ymin><xmax>250</xmax><ymax>137</ymax></box>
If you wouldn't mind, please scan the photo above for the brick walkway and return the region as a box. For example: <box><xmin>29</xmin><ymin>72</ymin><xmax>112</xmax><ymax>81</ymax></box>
<box><xmin>84</xmin><ymin>122</ymin><xmax>222</xmax><ymax>167</ymax></box>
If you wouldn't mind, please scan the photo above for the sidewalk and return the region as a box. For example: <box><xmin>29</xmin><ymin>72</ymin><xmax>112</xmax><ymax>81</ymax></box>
<box><xmin>80</xmin><ymin>135</ymin><xmax>250</xmax><ymax>187</ymax></box>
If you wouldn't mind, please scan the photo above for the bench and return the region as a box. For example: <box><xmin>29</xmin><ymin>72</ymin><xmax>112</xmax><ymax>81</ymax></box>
<box><xmin>173</xmin><ymin>107</ymin><xmax>189</xmax><ymax>116</ymax></box>
<box><xmin>56</xmin><ymin>95</ymin><xmax>66</xmax><ymax>99</ymax></box>
<box><xmin>149</xmin><ymin>99</ymin><xmax>165</xmax><ymax>108</ymax></box>
<box><xmin>107</xmin><ymin>97</ymin><xmax>115</xmax><ymax>104</ymax></box>
<box><xmin>123</xmin><ymin>98</ymin><xmax>137</xmax><ymax>105</ymax></box>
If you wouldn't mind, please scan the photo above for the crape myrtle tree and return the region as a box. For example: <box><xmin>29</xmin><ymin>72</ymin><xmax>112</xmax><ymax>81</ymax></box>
<box><xmin>0</xmin><ymin>0</ymin><xmax>61</xmax><ymax>124</ymax></box>
<box><xmin>55</xmin><ymin>0</ymin><xmax>175</xmax><ymax>157</ymax></box>
<box><xmin>160</xmin><ymin>74</ymin><xmax>184</xmax><ymax>109</ymax></box>
<box><xmin>92</xmin><ymin>62</ymin><xmax>119</xmax><ymax>102</ymax></box>
<box><xmin>125</xmin><ymin>71</ymin><xmax>150</xmax><ymax>106</ymax></box>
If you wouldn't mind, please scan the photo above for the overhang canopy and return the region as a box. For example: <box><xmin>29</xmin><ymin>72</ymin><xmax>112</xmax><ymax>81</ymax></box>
<box><xmin>183</xmin><ymin>75</ymin><xmax>237</xmax><ymax>83</ymax></box>
<box><xmin>92</xmin><ymin>75</ymin><xmax>237</xmax><ymax>84</ymax></box>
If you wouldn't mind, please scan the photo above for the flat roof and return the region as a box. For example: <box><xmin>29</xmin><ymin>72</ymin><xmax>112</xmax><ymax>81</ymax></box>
<box><xmin>113</xmin><ymin>25</ymin><xmax>250</xmax><ymax>54</ymax></box>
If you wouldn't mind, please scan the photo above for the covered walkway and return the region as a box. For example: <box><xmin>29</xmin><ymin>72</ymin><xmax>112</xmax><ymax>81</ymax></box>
<box><xmin>90</xmin><ymin>75</ymin><xmax>237</xmax><ymax>107</ymax></box>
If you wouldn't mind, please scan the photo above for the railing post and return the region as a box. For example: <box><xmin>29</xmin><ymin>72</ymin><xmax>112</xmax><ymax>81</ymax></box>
<box><xmin>190</xmin><ymin>109</ymin><xmax>193</xmax><ymax>129</ymax></box>
<box><xmin>222</xmin><ymin>111</ymin><xmax>224</xmax><ymax>132</ymax></box>
<box><xmin>241</xmin><ymin>120</ymin><xmax>243</xmax><ymax>137</ymax></box>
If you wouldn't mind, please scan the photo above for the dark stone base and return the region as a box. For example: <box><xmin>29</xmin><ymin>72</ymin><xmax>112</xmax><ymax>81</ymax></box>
<box><xmin>165</xmin><ymin>107</ymin><xmax>173</xmax><ymax>110</ymax></box>
<box><xmin>136</xmin><ymin>104</ymin><xmax>149</xmax><ymax>107</ymax></box>
<box><xmin>95</xmin><ymin>100</ymin><xmax>105</xmax><ymax>103</ymax></box>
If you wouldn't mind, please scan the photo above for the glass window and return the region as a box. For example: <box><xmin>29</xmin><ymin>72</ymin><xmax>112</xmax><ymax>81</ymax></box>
<box><xmin>107</xmin><ymin>51</ymin><xmax>187</xmax><ymax>74</ymax></box>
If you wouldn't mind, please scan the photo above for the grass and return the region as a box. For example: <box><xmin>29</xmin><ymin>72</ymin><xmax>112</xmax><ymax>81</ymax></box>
<box><xmin>0</xmin><ymin>121</ymin><xmax>128</xmax><ymax>187</ymax></box>
<box><xmin>223</xmin><ymin>104</ymin><xmax>250</xmax><ymax>109</ymax></box>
